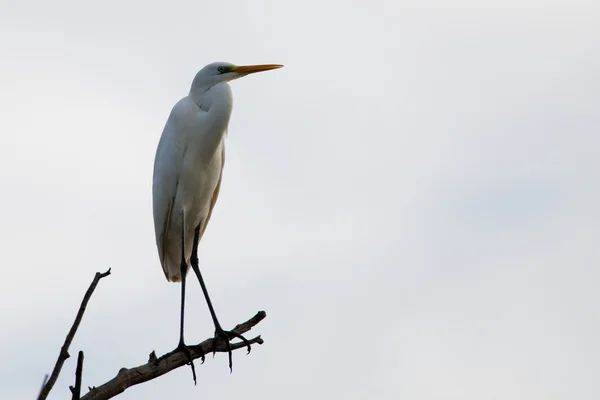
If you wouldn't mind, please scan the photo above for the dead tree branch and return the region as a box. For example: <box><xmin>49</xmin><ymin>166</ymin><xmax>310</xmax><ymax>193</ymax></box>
<box><xmin>69</xmin><ymin>351</ymin><xmax>85</xmax><ymax>400</ymax></box>
<box><xmin>80</xmin><ymin>311</ymin><xmax>266</xmax><ymax>400</ymax></box>
<box><xmin>38</xmin><ymin>269</ymin><xmax>112</xmax><ymax>400</ymax></box>
<box><xmin>37</xmin><ymin>267</ymin><xmax>266</xmax><ymax>400</ymax></box>
<box><xmin>37</xmin><ymin>374</ymin><xmax>49</xmax><ymax>399</ymax></box>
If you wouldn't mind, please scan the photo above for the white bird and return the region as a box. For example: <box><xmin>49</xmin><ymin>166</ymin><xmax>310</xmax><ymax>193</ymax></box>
<box><xmin>152</xmin><ymin>61</ymin><xmax>283</xmax><ymax>380</ymax></box>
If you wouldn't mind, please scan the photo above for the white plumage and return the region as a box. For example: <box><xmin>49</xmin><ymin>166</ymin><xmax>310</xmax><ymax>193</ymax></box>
<box><xmin>152</xmin><ymin>62</ymin><xmax>282</xmax><ymax>282</ymax></box>
<box><xmin>152</xmin><ymin>83</ymin><xmax>230</xmax><ymax>282</ymax></box>
<box><xmin>150</xmin><ymin>61</ymin><xmax>282</xmax><ymax>377</ymax></box>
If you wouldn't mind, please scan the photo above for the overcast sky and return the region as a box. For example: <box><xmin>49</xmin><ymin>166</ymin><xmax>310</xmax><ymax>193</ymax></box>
<box><xmin>1</xmin><ymin>1</ymin><xmax>599</xmax><ymax>399</ymax></box>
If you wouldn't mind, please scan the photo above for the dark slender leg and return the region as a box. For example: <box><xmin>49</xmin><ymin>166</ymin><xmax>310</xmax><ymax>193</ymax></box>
<box><xmin>159</xmin><ymin>211</ymin><xmax>198</xmax><ymax>384</ymax></box>
<box><xmin>190</xmin><ymin>224</ymin><xmax>252</xmax><ymax>373</ymax></box>
<box><xmin>178</xmin><ymin>227</ymin><xmax>187</xmax><ymax>347</ymax></box>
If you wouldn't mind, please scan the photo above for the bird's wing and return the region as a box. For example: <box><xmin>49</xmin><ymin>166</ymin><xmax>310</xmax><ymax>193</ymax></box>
<box><xmin>197</xmin><ymin>144</ymin><xmax>225</xmax><ymax>241</ymax></box>
<box><xmin>152</xmin><ymin>98</ymin><xmax>194</xmax><ymax>272</ymax></box>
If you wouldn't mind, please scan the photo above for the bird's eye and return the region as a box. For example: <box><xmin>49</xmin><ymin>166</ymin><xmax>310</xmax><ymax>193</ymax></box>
<box><xmin>217</xmin><ymin>66</ymin><xmax>226</xmax><ymax>74</ymax></box>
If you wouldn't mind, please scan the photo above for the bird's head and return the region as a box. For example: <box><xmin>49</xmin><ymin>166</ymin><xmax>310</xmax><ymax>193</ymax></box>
<box><xmin>191</xmin><ymin>62</ymin><xmax>283</xmax><ymax>91</ymax></box>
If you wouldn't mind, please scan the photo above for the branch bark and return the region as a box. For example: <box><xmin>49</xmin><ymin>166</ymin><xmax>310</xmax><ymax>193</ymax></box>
<box><xmin>38</xmin><ymin>269</ymin><xmax>112</xmax><ymax>400</ymax></box>
<box><xmin>80</xmin><ymin>311</ymin><xmax>266</xmax><ymax>400</ymax></box>
<box><xmin>37</xmin><ymin>268</ymin><xmax>266</xmax><ymax>400</ymax></box>
<box><xmin>69</xmin><ymin>351</ymin><xmax>84</xmax><ymax>400</ymax></box>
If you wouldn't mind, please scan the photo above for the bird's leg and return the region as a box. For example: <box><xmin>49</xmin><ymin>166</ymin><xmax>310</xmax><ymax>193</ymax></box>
<box><xmin>166</xmin><ymin>211</ymin><xmax>198</xmax><ymax>384</ymax></box>
<box><xmin>190</xmin><ymin>224</ymin><xmax>252</xmax><ymax>373</ymax></box>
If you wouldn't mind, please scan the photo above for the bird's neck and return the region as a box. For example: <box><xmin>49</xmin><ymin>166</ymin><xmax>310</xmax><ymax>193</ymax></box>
<box><xmin>188</xmin><ymin>83</ymin><xmax>233</xmax><ymax>156</ymax></box>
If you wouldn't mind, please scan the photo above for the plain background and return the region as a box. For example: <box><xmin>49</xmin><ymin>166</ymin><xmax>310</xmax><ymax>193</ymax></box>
<box><xmin>1</xmin><ymin>1</ymin><xmax>599</xmax><ymax>399</ymax></box>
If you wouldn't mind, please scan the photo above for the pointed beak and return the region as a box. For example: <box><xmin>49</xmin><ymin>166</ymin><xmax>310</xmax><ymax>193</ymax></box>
<box><xmin>232</xmin><ymin>64</ymin><xmax>284</xmax><ymax>75</ymax></box>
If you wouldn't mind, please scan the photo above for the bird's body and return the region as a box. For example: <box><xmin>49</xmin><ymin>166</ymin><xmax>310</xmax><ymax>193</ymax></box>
<box><xmin>151</xmin><ymin>61</ymin><xmax>282</xmax><ymax>378</ymax></box>
<box><xmin>153</xmin><ymin>82</ymin><xmax>232</xmax><ymax>282</ymax></box>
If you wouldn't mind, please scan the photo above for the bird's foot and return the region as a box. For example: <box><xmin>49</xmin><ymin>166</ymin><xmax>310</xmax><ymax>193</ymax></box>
<box><xmin>213</xmin><ymin>327</ymin><xmax>252</xmax><ymax>373</ymax></box>
<box><xmin>158</xmin><ymin>341</ymin><xmax>202</xmax><ymax>385</ymax></box>
<box><xmin>175</xmin><ymin>341</ymin><xmax>200</xmax><ymax>385</ymax></box>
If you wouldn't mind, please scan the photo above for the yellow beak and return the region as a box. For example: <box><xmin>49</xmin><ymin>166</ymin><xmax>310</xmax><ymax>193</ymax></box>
<box><xmin>232</xmin><ymin>64</ymin><xmax>284</xmax><ymax>74</ymax></box>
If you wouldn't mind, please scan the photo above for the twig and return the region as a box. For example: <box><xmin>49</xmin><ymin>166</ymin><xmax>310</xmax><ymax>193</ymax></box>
<box><xmin>80</xmin><ymin>311</ymin><xmax>267</xmax><ymax>400</ymax></box>
<box><xmin>37</xmin><ymin>374</ymin><xmax>48</xmax><ymax>399</ymax></box>
<box><xmin>38</xmin><ymin>269</ymin><xmax>112</xmax><ymax>400</ymax></box>
<box><xmin>70</xmin><ymin>351</ymin><xmax>85</xmax><ymax>400</ymax></box>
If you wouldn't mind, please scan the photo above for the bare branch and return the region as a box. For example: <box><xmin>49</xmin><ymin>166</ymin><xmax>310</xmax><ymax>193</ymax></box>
<box><xmin>38</xmin><ymin>269</ymin><xmax>112</xmax><ymax>400</ymax></box>
<box><xmin>38</xmin><ymin>269</ymin><xmax>266</xmax><ymax>399</ymax></box>
<box><xmin>37</xmin><ymin>374</ymin><xmax>48</xmax><ymax>399</ymax></box>
<box><xmin>80</xmin><ymin>311</ymin><xmax>267</xmax><ymax>400</ymax></box>
<box><xmin>69</xmin><ymin>351</ymin><xmax>85</xmax><ymax>400</ymax></box>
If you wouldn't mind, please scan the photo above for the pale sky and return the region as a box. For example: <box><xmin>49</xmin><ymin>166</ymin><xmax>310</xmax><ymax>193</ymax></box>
<box><xmin>1</xmin><ymin>1</ymin><xmax>599</xmax><ymax>399</ymax></box>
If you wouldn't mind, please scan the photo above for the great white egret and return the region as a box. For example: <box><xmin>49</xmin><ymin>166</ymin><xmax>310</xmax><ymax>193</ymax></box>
<box><xmin>152</xmin><ymin>61</ymin><xmax>283</xmax><ymax>381</ymax></box>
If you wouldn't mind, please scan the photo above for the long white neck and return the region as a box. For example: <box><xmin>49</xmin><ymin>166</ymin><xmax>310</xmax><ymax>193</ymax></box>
<box><xmin>188</xmin><ymin>82</ymin><xmax>233</xmax><ymax>160</ymax></box>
